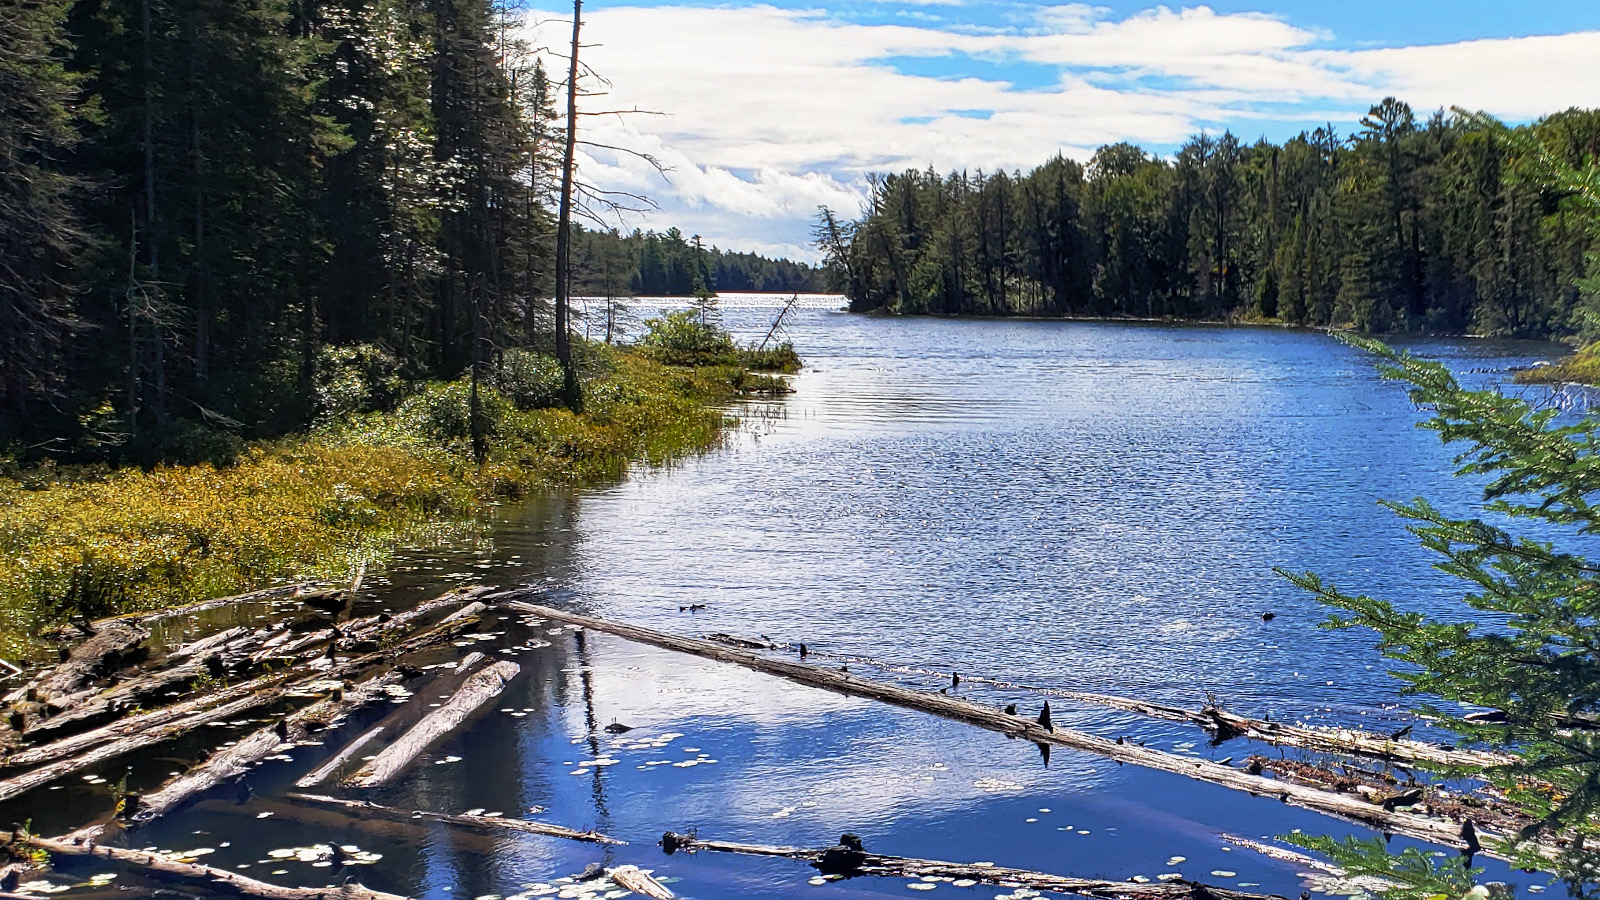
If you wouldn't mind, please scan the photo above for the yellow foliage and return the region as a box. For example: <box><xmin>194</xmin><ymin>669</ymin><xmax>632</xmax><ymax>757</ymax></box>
<box><xmin>0</xmin><ymin>348</ymin><xmax>746</xmax><ymax>658</ymax></box>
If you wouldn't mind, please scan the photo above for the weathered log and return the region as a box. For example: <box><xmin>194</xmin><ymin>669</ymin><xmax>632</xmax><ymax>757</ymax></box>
<box><xmin>284</xmin><ymin>793</ymin><xmax>622</xmax><ymax>844</ymax></box>
<box><xmin>166</xmin><ymin>626</ymin><xmax>251</xmax><ymax>662</ymax></box>
<box><xmin>129</xmin><ymin>672</ymin><xmax>404</xmax><ymax>825</ymax></box>
<box><xmin>0</xmin><ymin>603</ymin><xmax>485</xmax><ymax>802</ymax></box>
<box><xmin>342</xmin><ymin>661</ymin><xmax>519</xmax><ymax>788</ymax></box>
<box><xmin>294</xmin><ymin>726</ymin><xmax>385</xmax><ymax>789</ymax></box>
<box><xmin>500</xmin><ymin>599</ymin><xmax>1546</xmax><ymax>862</ymax></box>
<box><xmin>834</xmin><ymin>658</ymin><xmax>1507</xmax><ymax>770</ymax></box>
<box><xmin>6</xmin><ymin>833</ymin><xmax>408</xmax><ymax>900</ymax></box>
<box><xmin>1245</xmin><ymin>755</ymin><xmax>1550</xmax><ymax>852</ymax></box>
<box><xmin>1</xmin><ymin>668</ymin><xmax>298</xmax><ymax>770</ymax></box>
<box><xmin>608</xmin><ymin>865</ymin><xmax>673</xmax><ymax>899</ymax></box>
<box><xmin>6</xmin><ymin>621</ymin><xmax>149</xmax><ymax>705</ymax></box>
<box><xmin>659</xmin><ymin>832</ymin><xmax>1284</xmax><ymax>900</ymax></box>
<box><xmin>0</xmin><ymin>692</ymin><xmax>280</xmax><ymax>804</ymax></box>
<box><xmin>24</xmin><ymin>652</ymin><xmax>226</xmax><ymax>737</ymax></box>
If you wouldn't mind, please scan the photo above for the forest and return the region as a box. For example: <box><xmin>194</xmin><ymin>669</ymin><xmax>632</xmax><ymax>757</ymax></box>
<box><xmin>822</xmin><ymin>100</ymin><xmax>1600</xmax><ymax>339</ymax></box>
<box><xmin>568</xmin><ymin>225</ymin><xmax>826</xmax><ymax>298</ymax></box>
<box><xmin>1</xmin><ymin>0</ymin><xmax>589</xmax><ymax>460</ymax></box>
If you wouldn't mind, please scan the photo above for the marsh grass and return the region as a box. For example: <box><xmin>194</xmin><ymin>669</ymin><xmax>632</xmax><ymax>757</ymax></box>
<box><xmin>0</xmin><ymin>347</ymin><xmax>748</xmax><ymax>659</ymax></box>
<box><xmin>1512</xmin><ymin>344</ymin><xmax>1600</xmax><ymax>385</ymax></box>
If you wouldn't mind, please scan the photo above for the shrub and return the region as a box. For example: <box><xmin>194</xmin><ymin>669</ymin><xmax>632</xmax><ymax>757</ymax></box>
<box><xmin>490</xmin><ymin>348</ymin><xmax>565</xmax><ymax>410</ymax></box>
<box><xmin>313</xmin><ymin>344</ymin><xmax>405</xmax><ymax>422</ymax></box>
<box><xmin>640</xmin><ymin>310</ymin><xmax>737</xmax><ymax>366</ymax></box>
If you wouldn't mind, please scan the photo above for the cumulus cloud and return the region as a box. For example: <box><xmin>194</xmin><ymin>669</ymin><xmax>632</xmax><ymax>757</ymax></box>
<box><xmin>522</xmin><ymin>3</ymin><xmax>1600</xmax><ymax>261</ymax></box>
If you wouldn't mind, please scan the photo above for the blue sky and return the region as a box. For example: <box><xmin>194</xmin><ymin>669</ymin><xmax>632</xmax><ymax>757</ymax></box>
<box><xmin>521</xmin><ymin>2</ymin><xmax>1600</xmax><ymax>262</ymax></box>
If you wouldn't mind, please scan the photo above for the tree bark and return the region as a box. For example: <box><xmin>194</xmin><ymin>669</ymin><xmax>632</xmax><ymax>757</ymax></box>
<box><xmin>342</xmin><ymin>661</ymin><xmax>519</xmax><ymax>788</ymax></box>
<box><xmin>129</xmin><ymin>672</ymin><xmax>404</xmax><ymax>825</ymax></box>
<box><xmin>661</xmin><ymin>832</ymin><xmax>1285</xmax><ymax>900</ymax></box>
<box><xmin>6</xmin><ymin>621</ymin><xmax>148</xmax><ymax>705</ymax></box>
<box><xmin>284</xmin><ymin>793</ymin><xmax>621</xmax><ymax>845</ymax></box>
<box><xmin>551</xmin><ymin>0</ymin><xmax>581</xmax><ymax>408</ymax></box>
<box><xmin>498</xmin><ymin>598</ymin><xmax>1544</xmax><ymax>861</ymax></box>
<box><xmin>7</xmin><ymin>833</ymin><xmax>409</xmax><ymax>900</ymax></box>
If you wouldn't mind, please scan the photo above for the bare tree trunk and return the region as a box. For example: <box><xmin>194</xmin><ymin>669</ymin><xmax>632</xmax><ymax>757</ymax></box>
<box><xmin>552</xmin><ymin>0</ymin><xmax>581</xmax><ymax>409</ymax></box>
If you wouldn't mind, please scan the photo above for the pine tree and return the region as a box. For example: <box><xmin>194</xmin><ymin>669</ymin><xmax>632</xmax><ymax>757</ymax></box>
<box><xmin>0</xmin><ymin>0</ymin><xmax>88</xmax><ymax>435</ymax></box>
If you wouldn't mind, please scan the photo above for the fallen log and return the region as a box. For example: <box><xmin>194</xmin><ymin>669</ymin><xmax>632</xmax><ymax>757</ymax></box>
<box><xmin>6</xmin><ymin>621</ymin><xmax>149</xmax><ymax>705</ymax></box>
<box><xmin>1246</xmin><ymin>756</ymin><xmax>1544</xmax><ymax>847</ymax></box>
<box><xmin>165</xmin><ymin>626</ymin><xmax>251</xmax><ymax>663</ymax></box>
<box><xmin>284</xmin><ymin>793</ymin><xmax>622</xmax><ymax>845</ymax></box>
<box><xmin>1</xmin><ymin>667</ymin><xmax>299</xmax><ymax>770</ymax></box>
<box><xmin>342</xmin><ymin>661</ymin><xmax>519</xmax><ymax>788</ymax></box>
<box><xmin>501</xmin><ymin>599</ymin><xmax>1546</xmax><ymax>862</ymax></box>
<box><xmin>658</xmin><ymin>832</ymin><xmax>1283</xmax><ymax>900</ymax></box>
<box><xmin>831</xmin><ymin>657</ymin><xmax>1507</xmax><ymax>770</ymax></box>
<box><xmin>294</xmin><ymin>726</ymin><xmax>385</xmax><ymax>789</ymax></box>
<box><xmin>24</xmin><ymin>651</ymin><xmax>228</xmax><ymax>738</ymax></box>
<box><xmin>609</xmin><ymin>865</ymin><xmax>674</xmax><ymax>899</ymax></box>
<box><xmin>0</xmin><ymin>603</ymin><xmax>485</xmax><ymax>802</ymax></box>
<box><xmin>6</xmin><ymin>832</ymin><xmax>408</xmax><ymax>900</ymax></box>
<box><xmin>128</xmin><ymin>671</ymin><xmax>404</xmax><ymax>825</ymax></box>
<box><xmin>0</xmin><ymin>692</ymin><xmax>285</xmax><ymax>805</ymax></box>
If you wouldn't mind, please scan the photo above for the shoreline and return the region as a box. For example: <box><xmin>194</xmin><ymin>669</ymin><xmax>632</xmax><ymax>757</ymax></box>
<box><xmin>0</xmin><ymin>347</ymin><xmax>778</xmax><ymax>660</ymax></box>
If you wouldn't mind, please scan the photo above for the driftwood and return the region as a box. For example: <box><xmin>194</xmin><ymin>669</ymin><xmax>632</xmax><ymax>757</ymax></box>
<box><xmin>128</xmin><ymin>671</ymin><xmax>404</xmax><ymax>825</ymax></box>
<box><xmin>829</xmin><ymin>657</ymin><xmax>1507</xmax><ymax>770</ymax></box>
<box><xmin>500</xmin><ymin>599</ymin><xmax>1547</xmax><ymax>862</ymax></box>
<box><xmin>284</xmin><ymin>793</ymin><xmax>623</xmax><ymax>844</ymax></box>
<box><xmin>1246</xmin><ymin>756</ymin><xmax>1546</xmax><ymax>849</ymax></box>
<box><xmin>608</xmin><ymin>865</ymin><xmax>674</xmax><ymax>899</ymax></box>
<box><xmin>0</xmin><ymin>603</ymin><xmax>485</xmax><ymax>803</ymax></box>
<box><xmin>0</xmin><ymin>692</ymin><xmax>273</xmax><ymax>804</ymax></box>
<box><xmin>659</xmin><ymin>832</ymin><xmax>1284</xmax><ymax>900</ymax></box>
<box><xmin>294</xmin><ymin>726</ymin><xmax>385</xmax><ymax>788</ymax></box>
<box><xmin>6</xmin><ymin>621</ymin><xmax>149</xmax><ymax>705</ymax></box>
<box><xmin>6</xmin><ymin>832</ymin><xmax>408</xmax><ymax>900</ymax></box>
<box><xmin>343</xmin><ymin>661</ymin><xmax>519</xmax><ymax>788</ymax></box>
<box><xmin>25</xmin><ymin>651</ymin><xmax>229</xmax><ymax>738</ymax></box>
<box><xmin>167</xmin><ymin>626</ymin><xmax>252</xmax><ymax>662</ymax></box>
<box><xmin>1</xmin><ymin>667</ymin><xmax>299</xmax><ymax>770</ymax></box>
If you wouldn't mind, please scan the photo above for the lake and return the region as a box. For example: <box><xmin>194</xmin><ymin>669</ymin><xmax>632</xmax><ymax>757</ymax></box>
<box><xmin>18</xmin><ymin>296</ymin><xmax>1578</xmax><ymax>900</ymax></box>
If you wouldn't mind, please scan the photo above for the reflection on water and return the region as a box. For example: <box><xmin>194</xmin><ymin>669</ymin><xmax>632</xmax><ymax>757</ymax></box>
<box><xmin>9</xmin><ymin>296</ymin><xmax>1577</xmax><ymax>898</ymax></box>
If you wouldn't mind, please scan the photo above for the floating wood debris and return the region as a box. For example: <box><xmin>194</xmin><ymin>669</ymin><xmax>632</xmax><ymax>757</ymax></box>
<box><xmin>128</xmin><ymin>671</ymin><xmax>405</xmax><ymax>824</ymax></box>
<box><xmin>4</xmin><ymin>832</ymin><xmax>408</xmax><ymax>900</ymax></box>
<box><xmin>286</xmin><ymin>793</ymin><xmax>624</xmax><ymax>845</ymax></box>
<box><xmin>499</xmin><ymin>597</ymin><xmax>1550</xmax><ymax>862</ymax></box>
<box><xmin>0</xmin><ymin>595</ymin><xmax>486</xmax><ymax>803</ymax></box>
<box><xmin>608</xmin><ymin>865</ymin><xmax>674</xmax><ymax>899</ymax></box>
<box><xmin>294</xmin><ymin>726</ymin><xmax>386</xmax><ymax>788</ymax></box>
<box><xmin>659</xmin><ymin>831</ymin><xmax>1285</xmax><ymax>900</ymax></box>
<box><xmin>343</xmin><ymin>660</ymin><xmax>520</xmax><ymax>788</ymax></box>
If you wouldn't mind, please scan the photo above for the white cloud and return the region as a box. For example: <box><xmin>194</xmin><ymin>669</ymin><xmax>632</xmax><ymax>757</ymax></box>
<box><xmin>523</xmin><ymin>4</ymin><xmax>1600</xmax><ymax>262</ymax></box>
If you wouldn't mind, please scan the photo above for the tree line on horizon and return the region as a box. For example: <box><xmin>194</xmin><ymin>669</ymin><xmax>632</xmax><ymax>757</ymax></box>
<box><xmin>567</xmin><ymin>225</ymin><xmax>826</xmax><ymax>299</ymax></box>
<box><xmin>819</xmin><ymin>99</ymin><xmax>1600</xmax><ymax>339</ymax></box>
<box><xmin>2</xmin><ymin>0</ymin><xmax>574</xmax><ymax>461</ymax></box>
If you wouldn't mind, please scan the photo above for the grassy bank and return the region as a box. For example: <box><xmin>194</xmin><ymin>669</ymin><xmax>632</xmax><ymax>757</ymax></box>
<box><xmin>1512</xmin><ymin>344</ymin><xmax>1600</xmax><ymax>385</ymax></box>
<box><xmin>0</xmin><ymin>344</ymin><xmax>781</xmax><ymax>659</ymax></box>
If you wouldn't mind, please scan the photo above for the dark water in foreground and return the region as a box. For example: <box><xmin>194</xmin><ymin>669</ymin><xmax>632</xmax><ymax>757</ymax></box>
<box><xmin>12</xmin><ymin>297</ymin><xmax>1590</xmax><ymax>899</ymax></box>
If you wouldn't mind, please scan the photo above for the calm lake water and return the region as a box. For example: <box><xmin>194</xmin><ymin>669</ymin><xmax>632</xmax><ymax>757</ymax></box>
<box><xmin>15</xmin><ymin>296</ymin><xmax>1585</xmax><ymax>899</ymax></box>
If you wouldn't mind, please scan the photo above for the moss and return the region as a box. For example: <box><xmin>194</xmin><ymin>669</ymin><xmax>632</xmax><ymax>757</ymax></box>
<box><xmin>1512</xmin><ymin>345</ymin><xmax>1600</xmax><ymax>385</ymax></box>
<box><xmin>0</xmin><ymin>346</ymin><xmax>755</xmax><ymax>659</ymax></box>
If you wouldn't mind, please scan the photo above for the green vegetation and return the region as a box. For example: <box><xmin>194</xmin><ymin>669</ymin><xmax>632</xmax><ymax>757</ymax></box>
<box><xmin>0</xmin><ymin>344</ymin><xmax>761</xmax><ymax>659</ymax></box>
<box><xmin>825</xmin><ymin>100</ymin><xmax>1600</xmax><ymax>339</ymax></box>
<box><xmin>570</xmin><ymin>225</ymin><xmax>827</xmax><ymax>298</ymax></box>
<box><xmin>1282</xmin><ymin>335</ymin><xmax>1600</xmax><ymax>892</ymax></box>
<box><xmin>1513</xmin><ymin>344</ymin><xmax>1600</xmax><ymax>385</ymax></box>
